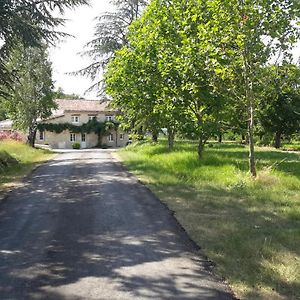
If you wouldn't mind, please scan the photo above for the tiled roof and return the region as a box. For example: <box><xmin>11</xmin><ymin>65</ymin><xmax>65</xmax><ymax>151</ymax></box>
<box><xmin>55</xmin><ymin>99</ymin><xmax>114</xmax><ymax>112</ymax></box>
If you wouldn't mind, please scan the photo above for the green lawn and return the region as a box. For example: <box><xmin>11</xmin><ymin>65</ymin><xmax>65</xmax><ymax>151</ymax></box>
<box><xmin>0</xmin><ymin>140</ymin><xmax>54</xmax><ymax>190</ymax></box>
<box><xmin>281</xmin><ymin>141</ymin><xmax>300</xmax><ymax>151</ymax></box>
<box><xmin>118</xmin><ymin>141</ymin><xmax>300</xmax><ymax>300</ymax></box>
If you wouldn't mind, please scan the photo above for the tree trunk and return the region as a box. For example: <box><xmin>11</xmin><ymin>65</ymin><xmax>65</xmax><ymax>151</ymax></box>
<box><xmin>248</xmin><ymin>105</ymin><xmax>256</xmax><ymax>177</ymax></box>
<box><xmin>97</xmin><ymin>133</ymin><xmax>102</xmax><ymax>147</ymax></box>
<box><xmin>115</xmin><ymin>129</ymin><xmax>118</xmax><ymax>147</ymax></box>
<box><xmin>241</xmin><ymin>134</ymin><xmax>246</xmax><ymax>144</ymax></box>
<box><xmin>196</xmin><ymin>112</ymin><xmax>206</xmax><ymax>160</ymax></box>
<box><xmin>167</xmin><ymin>127</ymin><xmax>175</xmax><ymax>151</ymax></box>
<box><xmin>152</xmin><ymin>129</ymin><xmax>159</xmax><ymax>143</ymax></box>
<box><xmin>218</xmin><ymin>133</ymin><xmax>222</xmax><ymax>143</ymax></box>
<box><xmin>243</xmin><ymin>42</ymin><xmax>257</xmax><ymax>178</ymax></box>
<box><xmin>198</xmin><ymin>138</ymin><xmax>204</xmax><ymax>159</ymax></box>
<box><xmin>27</xmin><ymin>127</ymin><xmax>37</xmax><ymax>148</ymax></box>
<box><xmin>274</xmin><ymin>132</ymin><xmax>281</xmax><ymax>149</ymax></box>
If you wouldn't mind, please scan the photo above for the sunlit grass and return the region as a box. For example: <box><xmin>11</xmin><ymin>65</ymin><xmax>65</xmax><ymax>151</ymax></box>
<box><xmin>282</xmin><ymin>141</ymin><xmax>300</xmax><ymax>151</ymax></box>
<box><xmin>0</xmin><ymin>140</ymin><xmax>54</xmax><ymax>189</ymax></box>
<box><xmin>118</xmin><ymin>140</ymin><xmax>300</xmax><ymax>300</ymax></box>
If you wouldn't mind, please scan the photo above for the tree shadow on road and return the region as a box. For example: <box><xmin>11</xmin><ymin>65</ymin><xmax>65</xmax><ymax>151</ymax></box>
<box><xmin>0</xmin><ymin>158</ymin><xmax>233</xmax><ymax>300</ymax></box>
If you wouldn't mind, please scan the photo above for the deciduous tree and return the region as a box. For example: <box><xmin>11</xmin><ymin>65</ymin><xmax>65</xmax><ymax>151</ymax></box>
<box><xmin>4</xmin><ymin>45</ymin><xmax>56</xmax><ymax>147</ymax></box>
<box><xmin>205</xmin><ymin>0</ymin><xmax>300</xmax><ymax>176</ymax></box>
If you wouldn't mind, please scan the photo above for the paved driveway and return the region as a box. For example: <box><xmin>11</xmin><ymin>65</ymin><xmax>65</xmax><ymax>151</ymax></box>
<box><xmin>0</xmin><ymin>150</ymin><xmax>233</xmax><ymax>300</ymax></box>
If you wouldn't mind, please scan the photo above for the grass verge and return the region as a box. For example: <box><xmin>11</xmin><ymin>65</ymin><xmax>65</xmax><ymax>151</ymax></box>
<box><xmin>118</xmin><ymin>141</ymin><xmax>300</xmax><ymax>300</ymax></box>
<box><xmin>0</xmin><ymin>140</ymin><xmax>54</xmax><ymax>191</ymax></box>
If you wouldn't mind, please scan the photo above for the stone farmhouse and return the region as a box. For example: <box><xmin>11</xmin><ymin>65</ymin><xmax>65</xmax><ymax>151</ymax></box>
<box><xmin>37</xmin><ymin>99</ymin><xmax>129</xmax><ymax>149</ymax></box>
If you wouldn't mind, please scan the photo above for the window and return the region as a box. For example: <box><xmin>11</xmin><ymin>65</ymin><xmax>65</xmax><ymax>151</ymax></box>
<box><xmin>71</xmin><ymin>115</ymin><xmax>80</xmax><ymax>124</ymax></box>
<box><xmin>105</xmin><ymin>115</ymin><xmax>113</xmax><ymax>122</ymax></box>
<box><xmin>108</xmin><ymin>134</ymin><xmax>114</xmax><ymax>142</ymax></box>
<box><xmin>81</xmin><ymin>133</ymin><xmax>86</xmax><ymax>142</ymax></box>
<box><xmin>70</xmin><ymin>133</ymin><xmax>76</xmax><ymax>142</ymax></box>
<box><xmin>88</xmin><ymin>115</ymin><xmax>97</xmax><ymax>121</ymax></box>
<box><xmin>120</xmin><ymin>133</ymin><xmax>124</xmax><ymax>140</ymax></box>
<box><xmin>39</xmin><ymin>131</ymin><xmax>44</xmax><ymax>140</ymax></box>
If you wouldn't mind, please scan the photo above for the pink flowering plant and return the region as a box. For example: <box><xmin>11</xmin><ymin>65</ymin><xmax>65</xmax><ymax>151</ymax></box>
<box><xmin>0</xmin><ymin>131</ymin><xmax>24</xmax><ymax>142</ymax></box>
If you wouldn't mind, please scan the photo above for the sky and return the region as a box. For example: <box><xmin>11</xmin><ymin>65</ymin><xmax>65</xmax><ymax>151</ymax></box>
<box><xmin>50</xmin><ymin>1</ymin><xmax>300</xmax><ymax>99</ymax></box>
<box><xmin>49</xmin><ymin>0</ymin><xmax>113</xmax><ymax>99</ymax></box>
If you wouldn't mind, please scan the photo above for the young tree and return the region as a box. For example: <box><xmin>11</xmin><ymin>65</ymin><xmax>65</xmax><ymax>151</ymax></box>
<box><xmin>4</xmin><ymin>45</ymin><xmax>56</xmax><ymax>147</ymax></box>
<box><xmin>105</xmin><ymin>45</ymin><xmax>164</xmax><ymax>145</ymax></box>
<box><xmin>0</xmin><ymin>0</ymin><xmax>88</xmax><ymax>96</ymax></box>
<box><xmin>205</xmin><ymin>0</ymin><xmax>300</xmax><ymax>176</ymax></box>
<box><xmin>137</xmin><ymin>0</ymin><xmax>226</xmax><ymax>157</ymax></box>
<box><xmin>105</xmin><ymin>5</ymin><xmax>190</xmax><ymax>150</ymax></box>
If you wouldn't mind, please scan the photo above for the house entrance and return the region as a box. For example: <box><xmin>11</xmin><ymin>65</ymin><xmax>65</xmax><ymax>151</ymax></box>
<box><xmin>81</xmin><ymin>133</ymin><xmax>87</xmax><ymax>149</ymax></box>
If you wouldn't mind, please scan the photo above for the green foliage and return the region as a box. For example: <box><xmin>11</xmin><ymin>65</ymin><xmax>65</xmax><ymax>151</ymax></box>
<box><xmin>204</xmin><ymin>0</ymin><xmax>300</xmax><ymax>175</ymax></box>
<box><xmin>0</xmin><ymin>101</ymin><xmax>7</xmax><ymax>121</ymax></box>
<box><xmin>3</xmin><ymin>44</ymin><xmax>55</xmax><ymax>146</ymax></box>
<box><xmin>37</xmin><ymin>119</ymin><xmax>118</xmax><ymax>135</ymax></box>
<box><xmin>0</xmin><ymin>0</ymin><xmax>88</xmax><ymax>96</ymax></box>
<box><xmin>105</xmin><ymin>0</ymin><xmax>300</xmax><ymax>175</ymax></box>
<box><xmin>72</xmin><ymin>142</ymin><xmax>81</xmax><ymax>149</ymax></box>
<box><xmin>258</xmin><ymin>64</ymin><xmax>300</xmax><ymax>147</ymax></box>
<box><xmin>106</xmin><ymin>0</ymin><xmax>226</xmax><ymax>154</ymax></box>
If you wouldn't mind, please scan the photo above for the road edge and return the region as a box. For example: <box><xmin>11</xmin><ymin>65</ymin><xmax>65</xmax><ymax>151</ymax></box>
<box><xmin>0</xmin><ymin>153</ymin><xmax>57</xmax><ymax>203</ymax></box>
<box><xmin>110</xmin><ymin>150</ymin><xmax>238</xmax><ymax>300</ymax></box>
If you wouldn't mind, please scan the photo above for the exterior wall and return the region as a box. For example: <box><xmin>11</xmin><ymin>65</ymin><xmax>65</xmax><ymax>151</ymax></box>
<box><xmin>37</xmin><ymin>130</ymin><xmax>99</xmax><ymax>149</ymax></box>
<box><xmin>38</xmin><ymin>112</ymin><xmax>129</xmax><ymax>149</ymax></box>
<box><xmin>45</xmin><ymin>112</ymin><xmax>116</xmax><ymax>125</ymax></box>
<box><xmin>103</xmin><ymin>130</ymin><xmax>130</xmax><ymax>148</ymax></box>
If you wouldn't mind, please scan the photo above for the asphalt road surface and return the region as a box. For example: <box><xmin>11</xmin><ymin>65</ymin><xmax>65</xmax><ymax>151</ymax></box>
<box><xmin>0</xmin><ymin>150</ymin><xmax>233</xmax><ymax>300</ymax></box>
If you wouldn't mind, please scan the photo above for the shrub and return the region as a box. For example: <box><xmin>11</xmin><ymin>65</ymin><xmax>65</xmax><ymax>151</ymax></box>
<box><xmin>72</xmin><ymin>142</ymin><xmax>81</xmax><ymax>149</ymax></box>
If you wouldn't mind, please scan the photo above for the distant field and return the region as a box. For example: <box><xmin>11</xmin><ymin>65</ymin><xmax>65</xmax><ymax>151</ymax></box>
<box><xmin>0</xmin><ymin>140</ymin><xmax>53</xmax><ymax>190</ymax></box>
<box><xmin>118</xmin><ymin>141</ymin><xmax>300</xmax><ymax>300</ymax></box>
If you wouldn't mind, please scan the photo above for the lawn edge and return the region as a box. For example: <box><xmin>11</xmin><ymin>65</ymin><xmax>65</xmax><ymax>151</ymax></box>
<box><xmin>0</xmin><ymin>152</ymin><xmax>57</xmax><ymax>203</ymax></box>
<box><xmin>112</xmin><ymin>150</ymin><xmax>238</xmax><ymax>300</ymax></box>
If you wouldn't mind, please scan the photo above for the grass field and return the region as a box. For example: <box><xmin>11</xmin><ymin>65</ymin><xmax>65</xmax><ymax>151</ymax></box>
<box><xmin>118</xmin><ymin>141</ymin><xmax>300</xmax><ymax>300</ymax></box>
<box><xmin>282</xmin><ymin>141</ymin><xmax>300</xmax><ymax>151</ymax></box>
<box><xmin>0</xmin><ymin>140</ymin><xmax>53</xmax><ymax>190</ymax></box>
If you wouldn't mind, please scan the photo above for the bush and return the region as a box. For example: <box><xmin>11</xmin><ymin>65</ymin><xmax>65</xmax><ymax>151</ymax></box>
<box><xmin>101</xmin><ymin>143</ymin><xmax>108</xmax><ymax>149</ymax></box>
<box><xmin>72</xmin><ymin>142</ymin><xmax>81</xmax><ymax>149</ymax></box>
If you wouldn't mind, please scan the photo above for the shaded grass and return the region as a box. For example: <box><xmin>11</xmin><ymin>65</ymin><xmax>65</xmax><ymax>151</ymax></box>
<box><xmin>0</xmin><ymin>140</ymin><xmax>54</xmax><ymax>189</ymax></box>
<box><xmin>118</xmin><ymin>141</ymin><xmax>300</xmax><ymax>300</ymax></box>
